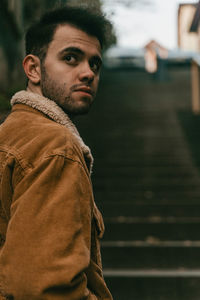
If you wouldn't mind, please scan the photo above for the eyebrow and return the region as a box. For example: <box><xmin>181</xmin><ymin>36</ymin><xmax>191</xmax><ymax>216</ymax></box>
<box><xmin>60</xmin><ymin>47</ymin><xmax>84</xmax><ymax>56</ymax></box>
<box><xmin>60</xmin><ymin>47</ymin><xmax>102</xmax><ymax>64</ymax></box>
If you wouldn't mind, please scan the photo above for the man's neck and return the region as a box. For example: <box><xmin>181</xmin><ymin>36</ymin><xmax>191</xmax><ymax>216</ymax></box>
<box><xmin>27</xmin><ymin>83</ymin><xmax>43</xmax><ymax>96</ymax></box>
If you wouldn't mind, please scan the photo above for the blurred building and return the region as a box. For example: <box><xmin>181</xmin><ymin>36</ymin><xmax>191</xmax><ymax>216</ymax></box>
<box><xmin>178</xmin><ymin>2</ymin><xmax>199</xmax><ymax>52</ymax></box>
<box><xmin>190</xmin><ymin>0</ymin><xmax>200</xmax><ymax>34</ymax></box>
<box><xmin>188</xmin><ymin>1</ymin><xmax>200</xmax><ymax>114</ymax></box>
<box><xmin>144</xmin><ymin>40</ymin><xmax>168</xmax><ymax>73</ymax></box>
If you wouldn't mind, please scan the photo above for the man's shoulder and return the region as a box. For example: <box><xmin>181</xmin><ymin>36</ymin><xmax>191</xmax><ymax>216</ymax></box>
<box><xmin>2</xmin><ymin>104</ymin><xmax>71</xmax><ymax>141</ymax></box>
<box><xmin>0</xmin><ymin>104</ymin><xmax>82</xmax><ymax>165</ymax></box>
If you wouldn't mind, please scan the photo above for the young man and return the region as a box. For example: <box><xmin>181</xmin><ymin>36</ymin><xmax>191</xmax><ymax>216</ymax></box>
<box><xmin>0</xmin><ymin>6</ymin><xmax>113</xmax><ymax>300</ymax></box>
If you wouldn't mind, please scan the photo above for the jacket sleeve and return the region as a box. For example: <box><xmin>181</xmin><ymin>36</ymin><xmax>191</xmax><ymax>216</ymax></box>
<box><xmin>0</xmin><ymin>154</ymin><xmax>98</xmax><ymax>300</ymax></box>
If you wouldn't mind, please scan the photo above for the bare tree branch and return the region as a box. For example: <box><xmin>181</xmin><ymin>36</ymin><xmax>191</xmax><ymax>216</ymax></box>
<box><xmin>101</xmin><ymin>0</ymin><xmax>152</xmax><ymax>8</ymax></box>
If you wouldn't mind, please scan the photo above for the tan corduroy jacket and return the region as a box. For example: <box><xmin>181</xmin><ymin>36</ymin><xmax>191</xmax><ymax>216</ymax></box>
<box><xmin>0</xmin><ymin>91</ymin><xmax>112</xmax><ymax>300</ymax></box>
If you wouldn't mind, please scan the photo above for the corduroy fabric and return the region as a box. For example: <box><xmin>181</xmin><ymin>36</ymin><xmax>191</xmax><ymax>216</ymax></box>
<box><xmin>0</xmin><ymin>92</ymin><xmax>112</xmax><ymax>300</ymax></box>
<box><xmin>11</xmin><ymin>90</ymin><xmax>94</xmax><ymax>174</ymax></box>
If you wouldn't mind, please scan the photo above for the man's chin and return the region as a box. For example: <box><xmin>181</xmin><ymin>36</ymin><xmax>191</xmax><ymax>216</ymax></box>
<box><xmin>63</xmin><ymin>103</ymin><xmax>92</xmax><ymax>116</ymax></box>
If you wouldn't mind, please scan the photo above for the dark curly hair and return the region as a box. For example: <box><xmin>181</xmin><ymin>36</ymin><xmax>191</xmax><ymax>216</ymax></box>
<box><xmin>25</xmin><ymin>6</ymin><xmax>110</xmax><ymax>63</ymax></box>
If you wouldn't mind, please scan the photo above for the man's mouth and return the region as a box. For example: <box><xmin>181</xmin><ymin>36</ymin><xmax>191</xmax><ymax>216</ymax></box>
<box><xmin>73</xmin><ymin>86</ymin><xmax>94</xmax><ymax>97</ymax></box>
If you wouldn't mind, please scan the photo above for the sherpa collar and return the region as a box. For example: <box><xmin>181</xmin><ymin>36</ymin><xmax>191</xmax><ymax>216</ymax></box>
<box><xmin>11</xmin><ymin>90</ymin><xmax>93</xmax><ymax>174</ymax></box>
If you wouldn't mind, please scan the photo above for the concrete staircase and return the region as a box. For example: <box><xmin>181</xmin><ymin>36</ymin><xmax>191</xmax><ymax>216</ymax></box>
<box><xmin>76</xmin><ymin>65</ymin><xmax>200</xmax><ymax>299</ymax></box>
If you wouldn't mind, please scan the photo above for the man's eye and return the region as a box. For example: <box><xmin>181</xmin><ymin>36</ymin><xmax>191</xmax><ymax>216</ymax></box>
<box><xmin>90</xmin><ymin>61</ymin><xmax>101</xmax><ymax>73</ymax></box>
<box><xmin>64</xmin><ymin>55</ymin><xmax>77</xmax><ymax>63</ymax></box>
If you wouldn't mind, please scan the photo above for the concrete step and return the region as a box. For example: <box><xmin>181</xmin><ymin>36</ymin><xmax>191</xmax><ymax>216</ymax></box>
<box><xmin>103</xmin><ymin>221</ymin><xmax>200</xmax><ymax>241</ymax></box>
<box><xmin>93</xmin><ymin>164</ymin><xmax>198</xmax><ymax>177</ymax></box>
<box><xmin>97</xmin><ymin>203</ymin><xmax>200</xmax><ymax>219</ymax></box>
<box><xmin>94</xmin><ymin>158</ymin><xmax>200</xmax><ymax>168</ymax></box>
<box><xmin>93</xmin><ymin>174</ymin><xmax>200</xmax><ymax>189</ymax></box>
<box><xmin>93</xmin><ymin>150</ymin><xmax>195</xmax><ymax>161</ymax></box>
<box><xmin>93</xmin><ymin>170</ymin><xmax>200</xmax><ymax>183</ymax></box>
<box><xmin>94</xmin><ymin>189</ymin><xmax>200</xmax><ymax>204</ymax></box>
<box><xmin>94</xmin><ymin>180</ymin><xmax>200</xmax><ymax>192</ymax></box>
<box><xmin>103</xmin><ymin>270</ymin><xmax>200</xmax><ymax>300</ymax></box>
<box><xmin>101</xmin><ymin>242</ymin><xmax>200</xmax><ymax>269</ymax></box>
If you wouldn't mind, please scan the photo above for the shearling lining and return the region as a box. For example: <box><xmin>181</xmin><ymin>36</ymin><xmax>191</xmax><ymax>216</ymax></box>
<box><xmin>11</xmin><ymin>90</ymin><xmax>94</xmax><ymax>173</ymax></box>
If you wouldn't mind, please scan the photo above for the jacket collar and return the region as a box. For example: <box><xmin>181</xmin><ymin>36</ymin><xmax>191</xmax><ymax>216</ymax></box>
<box><xmin>11</xmin><ymin>90</ymin><xmax>93</xmax><ymax>174</ymax></box>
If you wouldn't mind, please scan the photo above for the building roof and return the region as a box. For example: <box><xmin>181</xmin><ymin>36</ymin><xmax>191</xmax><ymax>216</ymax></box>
<box><xmin>190</xmin><ymin>1</ymin><xmax>200</xmax><ymax>32</ymax></box>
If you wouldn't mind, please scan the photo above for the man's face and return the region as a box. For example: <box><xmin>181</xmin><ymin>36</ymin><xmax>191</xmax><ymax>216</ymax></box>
<box><xmin>40</xmin><ymin>24</ymin><xmax>102</xmax><ymax>116</ymax></box>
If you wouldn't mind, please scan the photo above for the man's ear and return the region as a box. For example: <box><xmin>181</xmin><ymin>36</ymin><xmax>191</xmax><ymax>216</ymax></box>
<box><xmin>23</xmin><ymin>55</ymin><xmax>41</xmax><ymax>84</ymax></box>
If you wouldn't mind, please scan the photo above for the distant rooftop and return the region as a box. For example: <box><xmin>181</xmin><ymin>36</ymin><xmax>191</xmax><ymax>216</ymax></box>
<box><xmin>190</xmin><ymin>1</ymin><xmax>200</xmax><ymax>32</ymax></box>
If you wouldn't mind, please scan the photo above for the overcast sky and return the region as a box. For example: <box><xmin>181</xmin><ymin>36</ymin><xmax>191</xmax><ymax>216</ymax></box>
<box><xmin>102</xmin><ymin>0</ymin><xmax>197</xmax><ymax>49</ymax></box>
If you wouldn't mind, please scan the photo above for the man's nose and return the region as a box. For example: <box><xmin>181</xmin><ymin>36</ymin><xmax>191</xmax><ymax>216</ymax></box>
<box><xmin>79</xmin><ymin>62</ymin><xmax>95</xmax><ymax>84</ymax></box>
